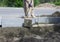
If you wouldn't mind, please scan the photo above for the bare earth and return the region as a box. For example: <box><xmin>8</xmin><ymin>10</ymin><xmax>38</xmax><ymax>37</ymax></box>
<box><xmin>0</xmin><ymin>26</ymin><xmax>59</xmax><ymax>42</ymax></box>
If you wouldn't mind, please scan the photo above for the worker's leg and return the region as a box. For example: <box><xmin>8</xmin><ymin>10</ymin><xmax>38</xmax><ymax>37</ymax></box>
<box><xmin>29</xmin><ymin>7</ymin><xmax>35</xmax><ymax>18</ymax></box>
<box><xmin>23</xmin><ymin>0</ymin><xmax>29</xmax><ymax>17</ymax></box>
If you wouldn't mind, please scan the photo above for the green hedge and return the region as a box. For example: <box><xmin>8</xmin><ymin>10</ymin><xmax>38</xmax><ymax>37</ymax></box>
<box><xmin>0</xmin><ymin>0</ymin><xmax>40</xmax><ymax>7</ymax></box>
<box><xmin>54</xmin><ymin>2</ymin><xmax>60</xmax><ymax>5</ymax></box>
<box><xmin>0</xmin><ymin>0</ymin><xmax>60</xmax><ymax>7</ymax></box>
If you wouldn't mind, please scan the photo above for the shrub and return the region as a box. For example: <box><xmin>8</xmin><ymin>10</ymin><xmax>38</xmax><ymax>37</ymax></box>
<box><xmin>54</xmin><ymin>2</ymin><xmax>60</xmax><ymax>5</ymax></box>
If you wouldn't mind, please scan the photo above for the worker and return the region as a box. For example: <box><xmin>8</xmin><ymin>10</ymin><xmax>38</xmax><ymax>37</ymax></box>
<box><xmin>23</xmin><ymin>0</ymin><xmax>35</xmax><ymax>18</ymax></box>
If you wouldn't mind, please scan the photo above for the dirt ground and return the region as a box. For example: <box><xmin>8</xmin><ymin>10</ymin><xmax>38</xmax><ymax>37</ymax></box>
<box><xmin>0</xmin><ymin>26</ymin><xmax>60</xmax><ymax>42</ymax></box>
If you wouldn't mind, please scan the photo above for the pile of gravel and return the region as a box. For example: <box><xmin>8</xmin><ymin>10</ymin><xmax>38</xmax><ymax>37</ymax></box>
<box><xmin>36</xmin><ymin>3</ymin><xmax>56</xmax><ymax>7</ymax></box>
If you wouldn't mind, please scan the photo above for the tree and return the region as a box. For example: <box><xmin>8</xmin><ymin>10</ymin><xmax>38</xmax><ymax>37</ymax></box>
<box><xmin>0</xmin><ymin>0</ymin><xmax>60</xmax><ymax>7</ymax></box>
<box><xmin>6</xmin><ymin>0</ymin><xmax>15</xmax><ymax>7</ymax></box>
<box><xmin>6</xmin><ymin>0</ymin><xmax>23</xmax><ymax>7</ymax></box>
<box><xmin>34</xmin><ymin>0</ymin><xmax>40</xmax><ymax>6</ymax></box>
<box><xmin>15</xmin><ymin>0</ymin><xmax>23</xmax><ymax>7</ymax></box>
